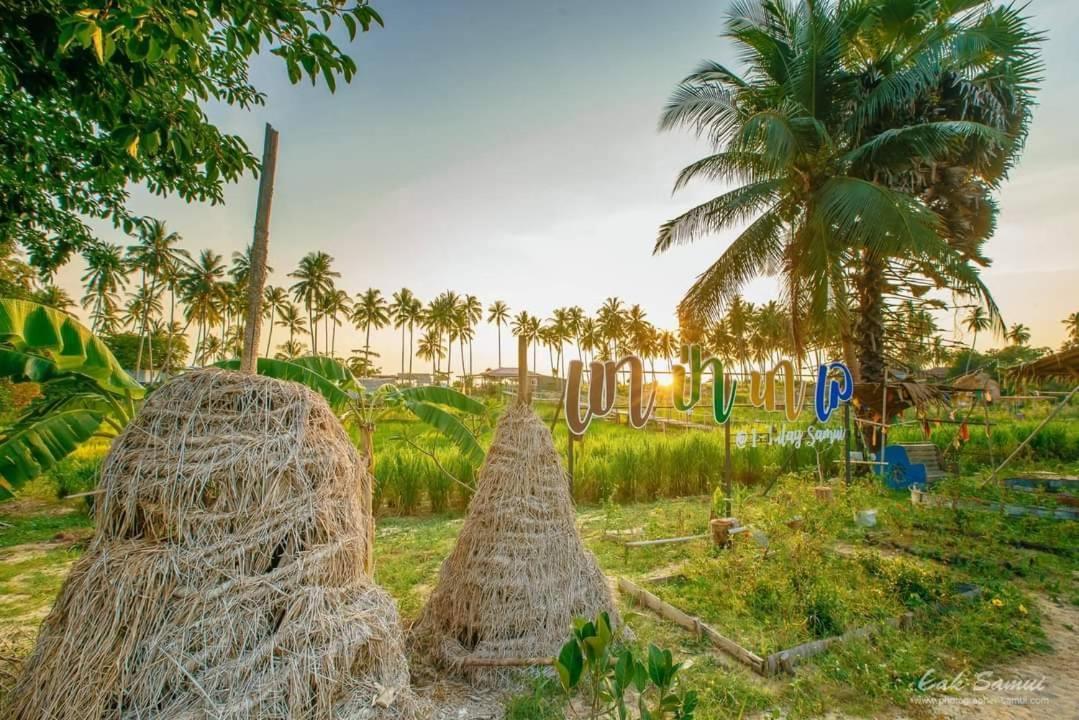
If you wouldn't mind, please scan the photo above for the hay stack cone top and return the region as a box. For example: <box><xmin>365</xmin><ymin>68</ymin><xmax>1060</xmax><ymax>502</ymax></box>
<box><xmin>7</xmin><ymin>369</ymin><xmax>419</xmax><ymax>719</ymax></box>
<box><xmin>412</xmin><ymin>363</ymin><xmax>617</xmax><ymax>681</ymax></box>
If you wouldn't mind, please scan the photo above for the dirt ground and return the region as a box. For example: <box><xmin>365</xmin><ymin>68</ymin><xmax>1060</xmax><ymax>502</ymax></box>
<box><xmin>926</xmin><ymin>594</ymin><xmax>1079</xmax><ymax>720</ymax></box>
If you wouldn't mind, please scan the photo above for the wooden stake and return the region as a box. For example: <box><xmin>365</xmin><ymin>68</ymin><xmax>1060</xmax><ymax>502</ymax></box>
<box><xmin>517</xmin><ymin>335</ymin><xmax>530</xmax><ymax>406</ymax></box>
<box><xmin>240</xmin><ymin>123</ymin><xmax>280</xmax><ymax>374</ymax></box>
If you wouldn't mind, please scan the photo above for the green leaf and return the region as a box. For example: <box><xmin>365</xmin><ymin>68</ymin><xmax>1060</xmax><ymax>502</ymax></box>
<box><xmin>402</xmin><ymin>399</ymin><xmax>485</xmax><ymax>465</ymax></box>
<box><xmin>397</xmin><ymin>385</ymin><xmax>486</xmax><ymax>415</ymax></box>
<box><xmin>555</xmin><ymin>639</ymin><xmax>583</xmax><ymax>691</ymax></box>
<box><xmin>215</xmin><ymin>356</ymin><xmax>352</xmax><ymax>410</ymax></box>
<box><xmin>0</xmin><ymin>409</ymin><xmax>103</xmax><ymax>498</ymax></box>
<box><xmin>0</xmin><ymin>299</ymin><xmax>143</xmax><ymax>398</ymax></box>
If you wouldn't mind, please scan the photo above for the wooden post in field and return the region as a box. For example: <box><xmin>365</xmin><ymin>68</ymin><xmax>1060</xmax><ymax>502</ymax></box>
<box><xmin>567</xmin><ymin>434</ymin><xmax>575</xmax><ymax>495</ymax></box>
<box><xmin>517</xmin><ymin>335</ymin><xmax>530</xmax><ymax>406</ymax></box>
<box><xmin>240</xmin><ymin>123</ymin><xmax>280</xmax><ymax>374</ymax></box>
<box><xmin>723</xmin><ymin>419</ymin><xmax>733</xmax><ymax>517</ymax></box>
<box><xmin>844</xmin><ymin>401</ymin><xmax>852</xmax><ymax>486</ymax></box>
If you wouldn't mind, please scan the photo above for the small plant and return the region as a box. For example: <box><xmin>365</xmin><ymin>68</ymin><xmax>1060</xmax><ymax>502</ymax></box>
<box><xmin>554</xmin><ymin>612</ymin><xmax>698</xmax><ymax>719</ymax></box>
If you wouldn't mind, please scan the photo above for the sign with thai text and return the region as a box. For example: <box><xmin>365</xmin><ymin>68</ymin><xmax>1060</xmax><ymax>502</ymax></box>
<box><xmin>563</xmin><ymin>345</ymin><xmax>853</xmax><ymax>437</ymax></box>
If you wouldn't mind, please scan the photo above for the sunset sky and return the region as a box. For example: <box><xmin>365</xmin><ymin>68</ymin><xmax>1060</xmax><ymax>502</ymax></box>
<box><xmin>57</xmin><ymin>0</ymin><xmax>1079</xmax><ymax>374</ymax></box>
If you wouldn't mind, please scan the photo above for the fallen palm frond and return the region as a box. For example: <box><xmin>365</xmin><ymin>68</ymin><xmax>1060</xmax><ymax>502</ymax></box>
<box><xmin>410</xmin><ymin>403</ymin><xmax>618</xmax><ymax>686</ymax></box>
<box><xmin>5</xmin><ymin>368</ymin><xmax>420</xmax><ymax>719</ymax></box>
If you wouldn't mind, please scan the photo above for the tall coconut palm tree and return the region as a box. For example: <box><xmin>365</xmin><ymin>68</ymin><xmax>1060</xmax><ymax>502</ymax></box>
<box><xmin>1006</xmin><ymin>323</ymin><xmax>1031</xmax><ymax>347</ymax></box>
<box><xmin>262</xmin><ymin>285</ymin><xmax>289</xmax><ymax>357</ymax></box>
<box><xmin>596</xmin><ymin>297</ymin><xmax>626</xmax><ymax>360</ymax></box>
<box><xmin>180</xmin><ymin>250</ymin><xmax>228</xmax><ymax>364</ymax></box>
<box><xmin>416</xmin><ymin>329</ymin><xmax>444</xmax><ymax>378</ymax></box>
<box><xmin>125</xmin><ymin>219</ymin><xmax>185</xmax><ymax>376</ymax></box>
<box><xmin>1062</xmin><ymin>312</ymin><xmax>1079</xmax><ymax>350</ymax></box>
<box><xmin>352</xmin><ymin>288</ymin><xmax>389</xmax><ymax>375</ymax></box>
<box><xmin>578</xmin><ymin>317</ymin><xmax>599</xmax><ymax>364</ymax></box>
<box><xmin>390</xmin><ymin>288</ymin><xmax>417</xmax><ymax>375</ymax></box>
<box><xmin>511</xmin><ymin>310</ymin><xmax>541</xmax><ymax>370</ymax></box>
<box><xmin>276</xmin><ymin>339</ymin><xmax>306</xmax><ymax>360</ymax></box>
<box><xmin>657</xmin><ymin>0</ymin><xmax>1041</xmax><ymax>394</ymax></box>
<box><xmin>81</xmin><ymin>242</ymin><xmax>128</xmax><ymax>334</ymax></box>
<box><xmin>461</xmin><ymin>294</ymin><xmax>483</xmax><ymax>376</ymax></box>
<box><xmin>278</xmin><ymin>302</ymin><xmax>308</xmax><ymax>348</ymax></box>
<box><xmin>33</xmin><ymin>285</ymin><xmax>76</xmax><ymax>313</ymax></box>
<box><xmin>288</xmin><ymin>251</ymin><xmax>339</xmax><ymax>355</ymax></box>
<box><xmin>487</xmin><ymin>300</ymin><xmax>510</xmax><ymax>367</ymax></box>
<box><xmin>963</xmin><ymin>305</ymin><xmax>993</xmax><ymax>371</ymax></box>
<box><xmin>402</xmin><ymin>296</ymin><xmax>424</xmax><ymax>377</ymax></box>
<box><xmin>320</xmin><ymin>288</ymin><xmax>352</xmax><ymax>357</ymax></box>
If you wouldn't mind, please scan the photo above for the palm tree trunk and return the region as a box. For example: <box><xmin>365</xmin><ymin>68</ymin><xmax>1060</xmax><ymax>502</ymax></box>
<box><xmin>265</xmin><ymin>307</ymin><xmax>275</xmax><ymax>357</ymax></box>
<box><xmin>408</xmin><ymin>323</ymin><xmax>414</xmax><ymax>376</ymax></box>
<box><xmin>364</xmin><ymin>323</ymin><xmax>372</xmax><ymax>375</ymax></box>
<box><xmin>400</xmin><ymin>325</ymin><xmax>406</xmax><ymax>376</ymax></box>
<box><xmin>497</xmin><ymin>323</ymin><xmax>503</xmax><ymax>367</ymax></box>
<box><xmin>855</xmin><ymin>251</ymin><xmax>887</xmax><ymax>452</ymax></box>
<box><xmin>162</xmin><ymin>286</ymin><xmax>177</xmax><ymax>380</ymax></box>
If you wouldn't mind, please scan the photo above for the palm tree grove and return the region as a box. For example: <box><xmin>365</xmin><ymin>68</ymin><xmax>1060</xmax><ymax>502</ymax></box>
<box><xmin>0</xmin><ymin>1</ymin><xmax>1077</xmax><ymax>718</ymax></box>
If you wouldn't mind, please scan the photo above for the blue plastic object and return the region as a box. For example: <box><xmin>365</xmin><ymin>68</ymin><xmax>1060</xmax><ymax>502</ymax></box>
<box><xmin>873</xmin><ymin>445</ymin><xmax>927</xmax><ymax>490</ymax></box>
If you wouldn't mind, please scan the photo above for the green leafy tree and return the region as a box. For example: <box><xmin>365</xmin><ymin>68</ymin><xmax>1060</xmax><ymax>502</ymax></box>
<box><xmin>0</xmin><ymin>0</ymin><xmax>383</xmax><ymax>272</ymax></box>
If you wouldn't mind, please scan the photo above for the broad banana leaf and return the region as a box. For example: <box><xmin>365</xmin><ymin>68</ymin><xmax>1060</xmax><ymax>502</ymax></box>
<box><xmin>0</xmin><ymin>409</ymin><xmax>104</xmax><ymax>499</ymax></box>
<box><xmin>284</xmin><ymin>355</ymin><xmax>355</xmax><ymax>387</ymax></box>
<box><xmin>403</xmin><ymin>399</ymin><xmax>485</xmax><ymax>465</ymax></box>
<box><xmin>0</xmin><ymin>299</ymin><xmax>143</xmax><ymax>397</ymax></box>
<box><xmin>216</xmin><ymin>357</ymin><xmax>352</xmax><ymax>410</ymax></box>
<box><xmin>397</xmin><ymin>385</ymin><xmax>486</xmax><ymax>415</ymax></box>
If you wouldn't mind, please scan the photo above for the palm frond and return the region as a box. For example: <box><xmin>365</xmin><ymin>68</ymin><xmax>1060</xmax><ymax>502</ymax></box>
<box><xmin>655</xmin><ymin>179</ymin><xmax>783</xmax><ymax>254</ymax></box>
<box><xmin>677</xmin><ymin>206</ymin><xmax>786</xmax><ymax>325</ymax></box>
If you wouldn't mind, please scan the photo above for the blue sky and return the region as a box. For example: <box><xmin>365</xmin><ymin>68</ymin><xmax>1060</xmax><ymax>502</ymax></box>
<box><xmin>58</xmin><ymin>0</ymin><xmax>1079</xmax><ymax>373</ymax></box>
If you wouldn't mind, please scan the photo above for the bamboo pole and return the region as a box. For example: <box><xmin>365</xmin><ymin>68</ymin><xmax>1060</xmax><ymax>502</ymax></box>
<box><xmin>983</xmin><ymin>384</ymin><xmax>1079</xmax><ymax>488</ymax></box>
<box><xmin>617</xmin><ymin>577</ymin><xmax>765</xmax><ymax>673</ymax></box>
<box><xmin>241</xmin><ymin>123</ymin><xmax>279</xmax><ymax>374</ymax></box>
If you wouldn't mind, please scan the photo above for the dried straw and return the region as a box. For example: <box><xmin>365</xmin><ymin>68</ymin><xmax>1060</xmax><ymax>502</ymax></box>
<box><xmin>410</xmin><ymin>403</ymin><xmax>618</xmax><ymax>684</ymax></box>
<box><xmin>5</xmin><ymin>369</ymin><xmax>419</xmax><ymax>719</ymax></box>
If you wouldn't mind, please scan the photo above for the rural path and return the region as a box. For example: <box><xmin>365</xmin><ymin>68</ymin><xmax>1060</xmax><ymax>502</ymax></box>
<box><xmin>926</xmin><ymin>593</ymin><xmax>1079</xmax><ymax>720</ymax></box>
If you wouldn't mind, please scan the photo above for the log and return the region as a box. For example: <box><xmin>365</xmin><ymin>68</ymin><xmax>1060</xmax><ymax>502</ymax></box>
<box><xmin>764</xmin><ymin>613</ymin><xmax>913</xmax><ymax>676</ymax></box>
<box><xmin>617</xmin><ymin>577</ymin><xmax>765</xmax><ymax>674</ymax></box>
<box><xmin>622</xmin><ymin>533</ymin><xmax>709</xmax><ymax>561</ymax></box>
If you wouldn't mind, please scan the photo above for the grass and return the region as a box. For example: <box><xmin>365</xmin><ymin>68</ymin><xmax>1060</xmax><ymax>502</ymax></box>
<box><xmin>1</xmin><ymin>399</ymin><xmax>1075</xmax><ymax>717</ymax></box>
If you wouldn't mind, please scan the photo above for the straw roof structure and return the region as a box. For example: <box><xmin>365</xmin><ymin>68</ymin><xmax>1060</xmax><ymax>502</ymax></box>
<box><xmin>5</xmin><ymin>369</ymin><xmax>419</xmax><ymax>719</ymax></box>
<box><xmin>410</xmin><ymin>403</ymin><xmax>617</xmax><ymax>684</ymax></box>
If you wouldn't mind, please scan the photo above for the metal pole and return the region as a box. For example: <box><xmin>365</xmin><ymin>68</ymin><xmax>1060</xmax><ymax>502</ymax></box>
<box><xmin>241</xmin><ymin>123</ymin><xmax>279</xmax><ymax>374</ymax></box>
<box><xmin>724</xmin><ymin>419</ymin><xmax>732</xmax><ymax>517</ymax></box>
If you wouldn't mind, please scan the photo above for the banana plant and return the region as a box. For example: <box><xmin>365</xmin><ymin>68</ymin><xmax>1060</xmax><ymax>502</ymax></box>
<box><xmin>0</xmin><ymin>299</ymin><xmax>144</xmax><ymax>499</ymax></box>
<box><xmin>216</xmin><ymin>355</ymin><xmax>487</xmax><ymax>468</ymax></box>
<box><xmin>218</xmin><ymin>354</ymin><xmax>487</xmax><ymax>574</ymax></box>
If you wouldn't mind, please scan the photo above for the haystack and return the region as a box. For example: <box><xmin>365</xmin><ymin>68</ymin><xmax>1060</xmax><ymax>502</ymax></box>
<box><xmin>5</xmin><ymin>369</ymin><xmax>419</xmax><ymax>719</ymax></box>
<box><xmin>411</xmin><ymin>403</ymin><xmax>617</xmax><ymax>682</ymax></box>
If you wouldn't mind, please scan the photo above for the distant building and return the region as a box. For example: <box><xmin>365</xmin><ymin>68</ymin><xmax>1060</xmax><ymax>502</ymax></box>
<box><xmin>478</xmin><ymin>367</ymin><xmax>564</xmax><ymax>395</ymax></box>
